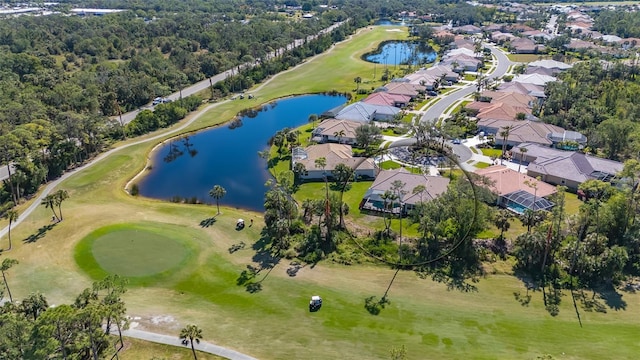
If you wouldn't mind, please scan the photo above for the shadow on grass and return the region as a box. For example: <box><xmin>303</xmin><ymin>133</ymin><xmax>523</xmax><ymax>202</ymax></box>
<box><xmin>23</xmin><ymin>223</ymin><xmax>57</xmax><ymax>243</ymax></box>
<box><xmin>199</xmin><ymin>217</ymin><xmax>217</xmax><ymax>227</ymax></box>
<box><xmin>228</xmin><ymin>241</ymin><xmax>246</xmax><ymax>254</ymax></box>
<box><xmin>235</xmin><ymin>233</ymin><xmax>282</xmax><ymax>293</ymax></box>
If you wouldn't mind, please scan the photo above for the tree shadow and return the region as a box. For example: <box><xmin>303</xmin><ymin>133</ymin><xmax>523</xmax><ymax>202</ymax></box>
<box><xmin>286</xmin><ymin>261</ymin><xmax>305</xmax><ymax>277</ymax></box>
<box><xmin>364</xmin><ymin>295</ymin><xmax>390</xmax><ymax>315</ymax></box>
<box><xmin>23</xmin><ymin>223</ymin><xmax>57</xmax><ymax>243</ymax></box>
<box><xmin>199</xmin><ymin>217</ymin><xmax>217</xmax><ymax>228</ymax></box>
<box><xmin>228</xmin><ymin>241</ymin><xmax>246</xmax><ymax>254</ymax></box>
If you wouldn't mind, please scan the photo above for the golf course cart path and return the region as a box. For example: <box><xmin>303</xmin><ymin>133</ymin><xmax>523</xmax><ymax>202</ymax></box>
<box><xmin>122</xmin><ymin>328</ymin><xmax>259</xmax><ymax>360</ymax></box>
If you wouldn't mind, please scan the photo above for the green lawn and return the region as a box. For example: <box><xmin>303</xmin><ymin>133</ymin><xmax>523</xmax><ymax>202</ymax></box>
<box><xmin>506</xmin><ymin>54</ymin><xmax>551</xmax><ymax>63</ymax></box>
<box><xmin>75</xmin><ymin>222</ymin><xmax>198</xmax><ymax>282</ymax></box>
<box><xmin>474</xmin><ymin>161</ymin><xmax>491</xmax><ymax>169</ymax></box>
<box><xmin>119</xmin><ymin>337</ymin><xmax>225</xmax><ymax>360</ymax></box>
<box><xmin>481</xmin><ymin>148</ymin><xmax>503</xmax><ymax>158</ymax></box>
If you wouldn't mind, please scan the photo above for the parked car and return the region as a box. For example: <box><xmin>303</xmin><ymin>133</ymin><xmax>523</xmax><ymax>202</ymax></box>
<box><xmin>452</xmin><ymin>138</ymin><xmax>461</xmax><ymax>144</ymax></box>
<box><xmin>426</xmin><ymin>91</ymin><xmax>438</xmax><ymax>97</ymax></box>
<box><xmin>152</xmin><ymin>97</ymin><xmax>163</xmax><ymax>105</ymax></box>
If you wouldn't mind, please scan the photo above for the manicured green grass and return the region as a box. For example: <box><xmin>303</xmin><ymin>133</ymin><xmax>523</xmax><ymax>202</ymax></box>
<box><xmin>379</xmin><ymin>160</ymin><xmax>421</xmax><ymax>174</ymax></box>
<box><xmin>481</xmin><ymin>148</ymin><xmax>503</xmax><ymax>158</ymax></box>
<box><xmin>120</xmin><ymin>337</ymin><xmax>225</xmax><ymax>360</ymax></box>
<box><xmin>463</xmin><ymin>74</ymin><xmax>476</xmax><ymax>81</ymax></box>
<box><xmin>470</xmin><ymin>147</ymin><xmax>479</xmax><ymax>154</ymax></box>
<box><xmin>474</xmin><ymin>161</ymin><xmax>491</xmax><ymax>169</ymax></box>
<box><xmin>75</xmin><ymin>222</ymin><xmax>199</xmax><ymax>284</ymax></box>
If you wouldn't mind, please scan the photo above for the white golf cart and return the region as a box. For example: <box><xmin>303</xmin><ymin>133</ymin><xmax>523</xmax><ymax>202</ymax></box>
<box><xmin>309</xmin><ymin>295</ymin><xmax>322</xmax><ymax>312</ymax></box>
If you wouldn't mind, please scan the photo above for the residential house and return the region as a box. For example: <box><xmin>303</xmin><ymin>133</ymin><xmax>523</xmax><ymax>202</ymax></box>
<box><xmin>402</xmin><ymin>71</ymin><xmax>440</xmax><ymax>90</ymax></box>
<box><xmin>510</xmin><ymin>37</ymin><xmax>545</xmax><ymax>54</ymax></box>
<box><xmin>363</xmin><ymin>92</ymin><xmax>411</xmax><ymax>108</ymax></box>
<box><xmin>359</xmin><ymin>169</ymin><xmax>450</xmax><ymax>214</ymax></box>
<box><xmin>478</xmin><ymin>119</ymin><xmax>565</xmax><ymax>147</ymax></box>
<box><xmin>511</xmin><ymin>143</ymin><xmax>624</xmax><ymax>191</ymax></box>
<box><xmin>491</xmin><ymin>31</ymin><xmax>517</xmax><ymax>44</ymax></box>
<box><xmin>498</xmin><ymin>81</ymin><xmax>546</xmax><ymax>99</ymax></box>
<box><xmin>475</xmin><ymin>165</ymin><xmax>557</xmax><ymax>213</ymax></box>
<box><xmin>440</xmin><ymin>53</ymin><xmax>482</xmax><ymax>72</ymax></box>
<box><xmin>330</xmin><ymin>102</ymin><xmax>400</xmax><ymax>122</ymax></box>
<box><xmin>311</xmin><ymin>119</ymin><xmax>361</xmax><ymax>145</ymax></box>
<box><xmin>512</xmin><ymin>73</ymin><xmax>557</xmax><ymax>86</ymax></box>
<box><xmin>423</xmin><ymin>65</ymin><xmax>460</xmax><ymax>83</ymax></box>
<box><xmin>291</xmin><ymin>143</ymin><xmax>377</xmax><ymax>180</ymax></box>
<box><xmin>527</xmin><ymin>59</ymin><xmax>573</xmax><ymax>71</ymax></box>
<box><xmin>547</xmin><ymin>130</ymin><xmax>587</xmax><ymax>150</ymax></box>
<box><xmin>384</xmin><ymin>82</ymin><xmax>425</xmax><ymax>100</ymax></box>
<box><xmin>454</xmin><ymin>24</ymin><xmax>482</xmax><ymax>35</ymax></box>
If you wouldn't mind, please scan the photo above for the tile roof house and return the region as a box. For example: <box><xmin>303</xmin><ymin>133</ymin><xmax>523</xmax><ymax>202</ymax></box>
<box><xmin>384</xmin><ymin>82</ymin><xmax>425</xmax><ymax>99</ymax></box>
<box><xmin>423</xmin><ymin>65</ymin><xmax>460</xmax><ymax>83</ymax></box>
<box><xmin>440</xmin><ymin>53</ymin><xmax>482</xmax><ymax>72</ymax></box>
<box><xmin>475</xmin><ymin>165</ymin><xmax>557</xmax><ymax>213</ymax></box>
<box><xmin>525</xmin><ymin>66</ymin><xmax>558</xmax><ymax>77</ymax></box>
<box><xmin>527</xmin><ymin>59</ymin><xmax>573</xmax><ymax>71</ymax></box>
<box><xmin>362</xmin><ymin>92</ymin><xmax>411</xmax><ymax>108</ymax></box>
<box><xmin>498</xmin><ymin>81</ymin><xmax>546</xmax><ymax>98</ymax></box>
<box><xmin>331</xmin><ymin>102</ymin><xmax>400</xmax><ymax>122</ymax></box>
<box><xmin>477</xmin><ymin>119</ymin><xmax>565</xmax><ymax>147</ymax></box>
<box><xmin>454</xmin><ymin>24</ymin><xmax>482</xmax><ymax>34</ymax></box>
<box><xmin>291</xmin><ymin>143</ymin><xmax>377</xmax><ymax>180</ymax></box>
<box><xmin>402</xmin><ymin>72</ymin><xmax>440</xmax><ymax>90</ymax></box>
<box><xmin>511</xmin><ymin>143</ymin><xmax>624</xmax><ymax>190</ymax></box>
<box><xmin>512</xmin><ymin>73</ymin><xmax>557</xmax><ymax>86</ymax></box>
<box><xmin>311</xmin><ymin>119</ymin><xmax>361</xmax><ymax>145</ymax></box>
<box><xmin>360</xmin><ymin>168</ymin><xmax>450</xmax><ymax>214</ymax></box>
<box><xmin>491</xmin><ymin>31</ymin><xmax>517</xmax><ymax>43</ymax></box>
<box><xmin>510</xmin><ymin>37</ymin><xmax>545</xmax><ymax>54</ymax></box>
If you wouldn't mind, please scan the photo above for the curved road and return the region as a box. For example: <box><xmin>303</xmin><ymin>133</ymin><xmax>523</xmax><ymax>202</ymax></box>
<box><xmin>392</xmin><ymin>44</ymin><xmax>512</xmax><ymax>163</ymax></box>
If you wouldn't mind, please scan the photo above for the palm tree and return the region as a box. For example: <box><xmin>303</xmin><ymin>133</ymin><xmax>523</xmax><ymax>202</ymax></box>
<box><xmin>499</xmin><ymin>125</ymin><xmax>512</xmax><ymax>165</ymax></box>
<box><xmin>518</xmin><ymin>147</ymin><xmax>528</xmax><ymax>173</ymax></box>
<box><xmin>41</xmin><ymin>194</ymin><xmax>58</xmax><ymax>222</ymax></box>
<box><xmin>333</xmin><ymin>130</ymin><xmax>346</xmax><ymax>144</ymax></box>
<box><xmin>3</xmin><ymin>209</ymin><xmax>18</xmax><ymax>251</ymax></box>
<box><xmin>208</xmin><ymin>185</ymin><xmax>227</xmax><ymax>215</ymax></box>
<box><xmin>53</xmin><ymin>189</ymin><xmax>69</xmax><ymax>221</ymax></box>
<box><xmin>308</xmin><ymin>114</ymin><xmax>318</xmax><ymax>129</ymax></box>
<box><xmin>179</xmin><ymin>324</ymin><xmax>203</xmax><ymax>360</ymax></box>
<box><xmin>354</xmin><ymin>76</ymin><xmax>362</xmax><ymax>91</ymax></box>
<box><xmin>494</xmin><ymin>209</ymin><xmax>512</xmax><ymax>240</ymax></box>
<box><xmin>1</xmin><ymin>258</ymin><xmax>18</xmax><ymax>303</ymax></box>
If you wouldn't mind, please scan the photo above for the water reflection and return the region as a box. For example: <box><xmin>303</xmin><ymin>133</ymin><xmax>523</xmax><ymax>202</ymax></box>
<box><xmin>138</xmin><ymin>94</ymin><xmax>347</xmax><ymax>211</ymax></box>
<box><xmin>364</xmin><ymin>41</ymin><xmax>436</xmax><ymax>66</ymax></box>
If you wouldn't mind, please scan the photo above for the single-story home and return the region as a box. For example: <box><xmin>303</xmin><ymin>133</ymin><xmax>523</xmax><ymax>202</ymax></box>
<box><xmin>511</xmin><ymin>143</ymin><xmax>624</xmax><ymax>191</ymax></box>
<box><xmin>291</xmin><ymin>143</ymin><xmax>377</xmax><ymax>180</ymax></box>
<box><xmin>384</xmin><ymin>82</ymin><xmax>425</xmax><ymax>99</ymax></box>
<box><xmin>478</xmin><ymin>119</ymin><xmax>565</xmax><ymax>147</ymax></box>
<box><xmin>423</xmin><ymin>65</ymin><xmax>460</xmax><ymax>83</ymax></box>
<box><xmin>475</xmin><ymin>165</ymin><xmax>557</xmax><ymax>214</ymax></box>
<box><xmin>360</xmin><ymin>168</ymin><xmax>450</xmax><ymax>215</ymax></box>
<box><xmin>498</xmin><ymin>81</ymin><xmax>546</xmax><ymax>99</ymax></box>
<box><xmin>311</xmin><ymin>119</ymin><xmax>361</xmax><ymax>145</ymax></box>
<box><xmin>512</xmin><ymin>73</ymin><xmax>557</xmax><ymax>86</ymax></box>
<box><xmin>329</xmin><ymin>102</ymin><xmax>400</xmax><ymax>122</ymax></box>
<box><xmin>527</xmin><ymin>59</ymin><xmax>572</xmax><ymax>72</ymax></box>
<box><xmin>362</xmin><ymin>92</ymin><xmax>411</xmax><ymax>108</ymax></box>
<box><xmin>510</xmin><ymin>37</ymin><xmax>545</xmax><ymax>54</ymax></box>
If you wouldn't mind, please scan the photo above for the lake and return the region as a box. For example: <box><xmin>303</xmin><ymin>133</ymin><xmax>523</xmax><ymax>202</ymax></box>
<box><xmin>138</xmin><ymin>94</ymin><xmax>347</xmax><ymax>211</ymax></box>
<box><xmin>363</xmin><ymin>41</ymin><xmax>436</xmax><ymax>66</ymax></box>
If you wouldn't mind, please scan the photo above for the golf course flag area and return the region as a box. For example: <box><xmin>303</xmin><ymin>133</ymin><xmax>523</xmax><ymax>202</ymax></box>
<box><xmin>74</xmin><ymin>222</ymin><xmax>198</xmax><ymax>284</ymax></box>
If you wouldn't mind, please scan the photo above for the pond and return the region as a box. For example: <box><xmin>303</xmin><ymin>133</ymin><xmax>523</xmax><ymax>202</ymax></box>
<box><xmin>138</xmin><ymin>94</ymin><xmax>348</xmax><ymax>212</ymax></box>
<box><xmin>363</xmin><ymin>41</ymin><xmax>436</xmax><ymax>66</ymax></box>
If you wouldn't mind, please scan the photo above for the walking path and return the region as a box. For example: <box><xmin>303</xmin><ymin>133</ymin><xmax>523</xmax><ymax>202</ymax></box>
<box><xmin>122</xmin><ymin>328</ymin><xmax>259</xmax><ymax>360</ymax></box>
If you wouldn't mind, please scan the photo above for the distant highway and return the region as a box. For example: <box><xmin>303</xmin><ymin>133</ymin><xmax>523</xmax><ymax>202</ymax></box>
<box><xmin>116</xmin><ymin>20</ymin><xmax>347</xmax><ymax>125</ymax></box>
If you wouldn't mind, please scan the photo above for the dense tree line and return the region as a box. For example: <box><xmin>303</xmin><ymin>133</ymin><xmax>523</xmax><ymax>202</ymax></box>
<box><xmin>541</xmin><ymin>60</ymin><xmax>640</xmax><ymax>160</ymax></box>
<box><xmin>592</xmin><ymin>9</ymin><xmax>640</xmax><ymax>39</ymax></box>
<box><xmin>0</xmin><ymin>274</ymin><xmax>129</xmax><ymax>360</ymax></box>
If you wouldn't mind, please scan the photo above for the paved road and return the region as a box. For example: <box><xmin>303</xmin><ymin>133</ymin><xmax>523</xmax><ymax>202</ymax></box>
<box><xmin>388</xmin><ymin>44</ymin><xmax>512</xmax><ymax>163</ymax></box>
<box><xmin>117</xmin><ymin>20</ymin><xmax>347</xmax><ymax>125</ymax></box>
<box><xmin>122</xmin><ymin>328</ymin><xmax>259</xmax><ymax>360</ymax></box>
<box><xmin>420</xmin><ymin>44</ymin><xmax>512</xmax><ymax>124</ymax></box>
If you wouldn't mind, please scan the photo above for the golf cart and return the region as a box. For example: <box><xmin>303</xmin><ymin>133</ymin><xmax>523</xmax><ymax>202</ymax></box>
<box><xmin>309</xmin><ymin>295</ymin><xmax>322</xmax><ymax>312</ymax></box>
<box><xmin>236</xmin><ymin>219</ymin><xmax>245</xmax><ymax>230</ymax></box>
